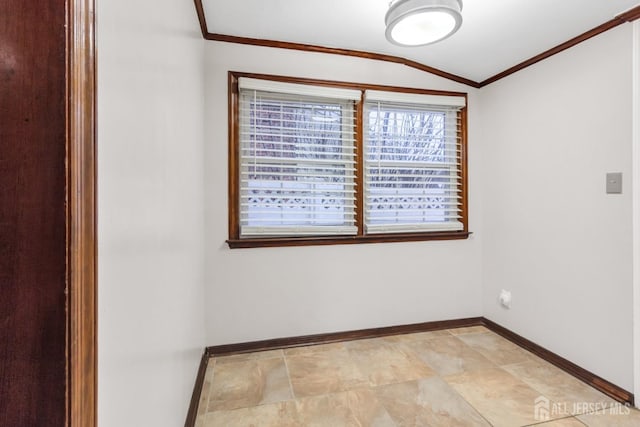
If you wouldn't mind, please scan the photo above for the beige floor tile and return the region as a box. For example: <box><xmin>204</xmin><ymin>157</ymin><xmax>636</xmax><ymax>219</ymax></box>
<box><xmin>345</xmin><ymin>338</ymin><xmax>434</xmax><ymax>386</ymax></box>
<box><xmin>203</xmin><ymin>401</ymin><xmax>300</xmax><ymax>427</ymax></box>
<box><xmin>528</xmin><ymin>417</ymin><xmax>587</xmax><ymax>426</ymax></box>
<box><xmin>444</xmin><ymin>367</ymin><xmax>562</xmax><ymax>427</ymax></box>
<box><xmin>502</xmin><ymin>358</ymin><xmax>614</xmax><ymax>416</ymax></box>
<box><xmin>577</xmin><ymin>406</ymin><xmax>640</xmax><ymax>426</ymax></box>
<box><xmin>382</xmin><ymin>330</ymin><xmax>452</xmax><ymax>343</ymax></box>
<box><xmin>195</xmin><ymin>333</ymin><xmax>630</xmax><ymax>427</ymax></box>
<box><xmin>457</xmin><ymin>331</ymin><xmax>532</xmax><ymax>366</ymax></box>
<box><xmin>375</xmin><ymin>376</ymin><xmax>491</xmax><ymax>427</ymax></box>
<box><xmin>448</xmin><ymin>326</ymin><xmax>490</xmax><ymax>335</ymax></box>
<box><xmin>408</xmin><ymin>335</ymin><xmax>495</xmax><ymax>377</ymax></box>
<box><xmin>284</xmin><ymin>342</ymin><xmax>344</xmax><ymax>356</ymax></box>
<box><xmin>194</xmin><ymin>413</ymin><xmax>206</xmax><ymax>427</ymax></box>
<box><xmin>295</xmin><ymin>389</ymin><xmax>396</xmax><ymax>427</ymax></box>
<box><xmin>207</xmin><ymin>356</ymin><xmax>293</xmax><ymax>411</ymax></box>
<box><xmin>214</xmin><ymin>349</ymin><xmax>284</xmax><ymax>365</ymax></box>
<box><xmin>285</xmin><ymin>343</ymin><xmax>368</xmax><ymax>398</ymax></box>
<box><xmin>197</xmin><ymin>360</ymin><xmax>216</xmax><ymax>416</ymax></box>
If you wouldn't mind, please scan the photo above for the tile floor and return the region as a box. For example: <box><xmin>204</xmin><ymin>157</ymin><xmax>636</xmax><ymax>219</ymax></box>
<box><xmin>194</xmin><ymin>326</ymin><xmax>639</xmax><ymax>426</ymax></box>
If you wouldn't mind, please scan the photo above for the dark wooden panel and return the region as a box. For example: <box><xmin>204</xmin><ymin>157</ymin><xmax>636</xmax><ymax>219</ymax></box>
<box><xmin>0</xmin><ymin>1</ymin><xmax>68</xmax><ymax>426</ymax></box>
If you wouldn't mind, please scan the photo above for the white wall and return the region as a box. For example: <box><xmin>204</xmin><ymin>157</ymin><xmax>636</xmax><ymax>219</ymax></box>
<box><xmin>480</xmin><ymin>25</ymin><xmax>634</xmax><ymax>390</ymax></box>
<box><xmin>97</xmin><ymin>0</ymin><xmax>206</xmax><ymax>426</ymax></box>
<box><xmin>95</xmin><ymin>6</ymin><xmax>637</xmax><ymax>422</ymax></box>
<box><xmin>204</xmin><ymin>43</ymin><xmax>484</xmax><ymax>345</ymax></box>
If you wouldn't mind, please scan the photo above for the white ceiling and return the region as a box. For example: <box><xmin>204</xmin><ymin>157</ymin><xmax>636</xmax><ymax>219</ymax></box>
<box><xmin>201</xmin><ymin>0</ymin><xmax>640</xmax><ymax>84</ymax></box>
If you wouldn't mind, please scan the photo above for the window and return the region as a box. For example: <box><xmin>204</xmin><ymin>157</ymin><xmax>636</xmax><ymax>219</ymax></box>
<box><xmin>237</xmin><ymin>78</ymin><xmax>360</xmax><ymax>237</ymax></box>
<box><xmin>364</xmin><ymin>91</ymin><xmax>465</xmax><ymax>233</ymax></box>
<box><xmin>228</xmin><ymin>72</ymin><xmax>468</xmax><ymax>248</ymax></box>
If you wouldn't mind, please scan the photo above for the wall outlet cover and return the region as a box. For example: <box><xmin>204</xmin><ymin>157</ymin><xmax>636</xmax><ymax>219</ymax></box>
<box><xmin>499</xmin><ymin>289</ymin><xmax>512</xmax><ymax>309</ymax></box>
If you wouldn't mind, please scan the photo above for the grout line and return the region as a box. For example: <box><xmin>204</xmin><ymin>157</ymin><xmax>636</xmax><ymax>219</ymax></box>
<box><xmin>574</xmin><ymin>417</ymin><xmax>589</xmax><ymax>427</ymax></box>
<box><xmin>436</xmin><ymin>376</ymin><xmax>496</xmax><ymax>427</ymax></box>
<box><xmin>203</xmin><ymin>358</ymin><xmax>216</xmax><ymax>414</ymax></box>
<box><xmin>481</xmin><ymin>318</ymin><xmax>634</xmax><ymax>405</ymax></box>
<box><xmin>281</xmin><ymin>352</ymin><xmax>297</xmax><ymax>401</ymax></box>
<box><xmin>446</xmin><ymin>332</ymin><xmax>618</xmax><ymax>423</ymax></box>
<box><xmin>203</xmin><ymin>357</ymin><xmax>216</xmax><ymax>415</ymax></box>
<box><xmin>522</xmin><ymin>414</ymin><xmax>585</xmax><ymax>426</ymax></box>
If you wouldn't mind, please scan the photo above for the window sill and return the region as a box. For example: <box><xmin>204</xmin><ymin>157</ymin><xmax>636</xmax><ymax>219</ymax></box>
<box><xmin>227</xmin><ymin>231</ymin><xmax>472</xmax><ymax>249</ymax></box>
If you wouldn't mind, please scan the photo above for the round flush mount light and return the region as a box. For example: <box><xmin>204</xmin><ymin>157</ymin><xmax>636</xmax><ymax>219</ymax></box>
<box><xmin>385</xmin><ymin>0</ymin><xmax>463</xmax><ymax>47</ymax></box>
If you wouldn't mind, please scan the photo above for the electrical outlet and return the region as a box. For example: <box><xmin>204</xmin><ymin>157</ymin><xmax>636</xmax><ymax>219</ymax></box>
<box><xmin>499</xmin><ymin>289</ymin><xmax>512</xmax><ymax>309</ymax></box>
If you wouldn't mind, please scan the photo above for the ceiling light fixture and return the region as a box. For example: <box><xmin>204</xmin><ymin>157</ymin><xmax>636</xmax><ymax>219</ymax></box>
<box><xmin>385</xmin><ymin>0</ymin><xmax>463</xmax><ymax>47</ymax></box>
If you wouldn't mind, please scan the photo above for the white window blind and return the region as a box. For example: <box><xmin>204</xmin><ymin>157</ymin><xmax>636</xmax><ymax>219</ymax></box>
<box><xmin>364</xmin><ymin>90</ymin><xmax>465</xmax><ymax>233</ymax></box>
<box><xmin>238</xmin><ymin>80</ymin><xmax>360</xmax><ymax>237</ymax></box>
<box><xmin>239</xmin><ymin>77</ymin><xmax>362</xmax><ymax>101</ymax></box>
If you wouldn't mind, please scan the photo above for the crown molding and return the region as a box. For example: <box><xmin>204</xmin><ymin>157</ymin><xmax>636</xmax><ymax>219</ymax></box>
<box><xmin>206</xmin><ymin>32</ymin><xmax>481</xmax><ymax>88</ymax></box>
<box><xmin>194</xmin><ymin>2</ymin><xmax>640</xmax><ymax>88</ymax></box>
<box><xmin>617</xmin><ymin>4</ymin><xmax>640</xmax><ymax>22</ymax></box>
<box><xmin>479</xmin><ymin>14</ymin><xmax>629</xmax><ymax>86</ymax></box>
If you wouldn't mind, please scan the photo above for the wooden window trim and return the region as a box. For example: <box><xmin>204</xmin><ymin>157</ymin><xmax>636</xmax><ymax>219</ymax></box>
<box><xmin>227</xmin><ymin>71</ymin><xmax>470</xmax><ymax>249</ymax></box>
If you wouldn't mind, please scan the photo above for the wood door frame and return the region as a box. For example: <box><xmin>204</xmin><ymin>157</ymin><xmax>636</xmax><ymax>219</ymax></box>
<box><xmin>67</xmin><ymin>0</ymin><xmax>97</xmax><ymax>425</ymax></box>
<box><xmin>633</xmin><ymin>19</ymin><xmax>640</xmax><ymax>407</ymax></box>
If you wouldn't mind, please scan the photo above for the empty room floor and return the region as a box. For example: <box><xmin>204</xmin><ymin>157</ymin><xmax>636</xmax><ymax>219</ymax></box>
<box><xmin>194</xmin><ymin>326</ymin><xmax>639</xmax><ymax>427</ymax></box>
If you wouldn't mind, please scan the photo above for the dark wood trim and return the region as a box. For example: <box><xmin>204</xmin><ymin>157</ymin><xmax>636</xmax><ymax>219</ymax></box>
<box><xmin>479</xmin><ymin>17</ymin><xmax>629</xmax><ymax>86</ymax></box>
<box><xmin>617</xmin><ymin>5</ymin><xmax>640</xmax><ymax>22</ymax></box>
<box><xmin>228</xmin><ymin>72</ymin><xmax>240</xmax><ymax>241</ymax></box>
<box><xmin>229</xmin><ymin>71</ymin><xmax>469</xmax><ymax>97</ymax></box>
<box><xmin>227</xmin><ymin>71</ymin><xmax>470</xmax><ymax>248</ymax></box>
<box><xmin>482</xmin><ymin>318</ymin><xmax>635</xmax><ymax>406</ymax></box>
<box><xmin>207</xmin><ymin>317</ymin><xmax>484</xmax><ymax>356</ymax></box>
<box><xmin>459</xmin><ymin>106</ymin><xmax>469</xmax><ymax>230</ymax></box>
<box><xmin>67</xmin><ymin>0</ymin><xmax>98</xmax><ymax>425</ymax></box>
<box><xmin>193</xmin><ymin>0</ymin><xmax>209</xmax><ymax>38</ymax></box>
<box><xmin>184</xmin><ymin>350</ymin><xmax>211</xmax><ymax>427</ymax></box>
<box><xmin>208</xmin><ymin>33</ymin><xmax>480</xmax><ymax>88</ymax></box>
<box><xmin>354</xmin><ymin>95</ymin><xmax>364</xmax><ymax>235</ymax></box>
<box><xmin>227</xmin><ymin>231</ymin><xmax>472</xmax><ymax>249</ymax></box>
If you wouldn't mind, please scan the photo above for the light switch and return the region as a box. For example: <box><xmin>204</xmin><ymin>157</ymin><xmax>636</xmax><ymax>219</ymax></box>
<box><xmin>606</xmin><ymin>172</ymin><xmax>622</xmax><ymax>194</ymax></box>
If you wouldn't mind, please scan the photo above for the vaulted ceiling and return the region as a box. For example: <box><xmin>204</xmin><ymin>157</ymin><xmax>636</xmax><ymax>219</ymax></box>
<box><xmin>197</xmin><ymin>0</ymin><xmax>640</xmax><ymax>86</ymax></box>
